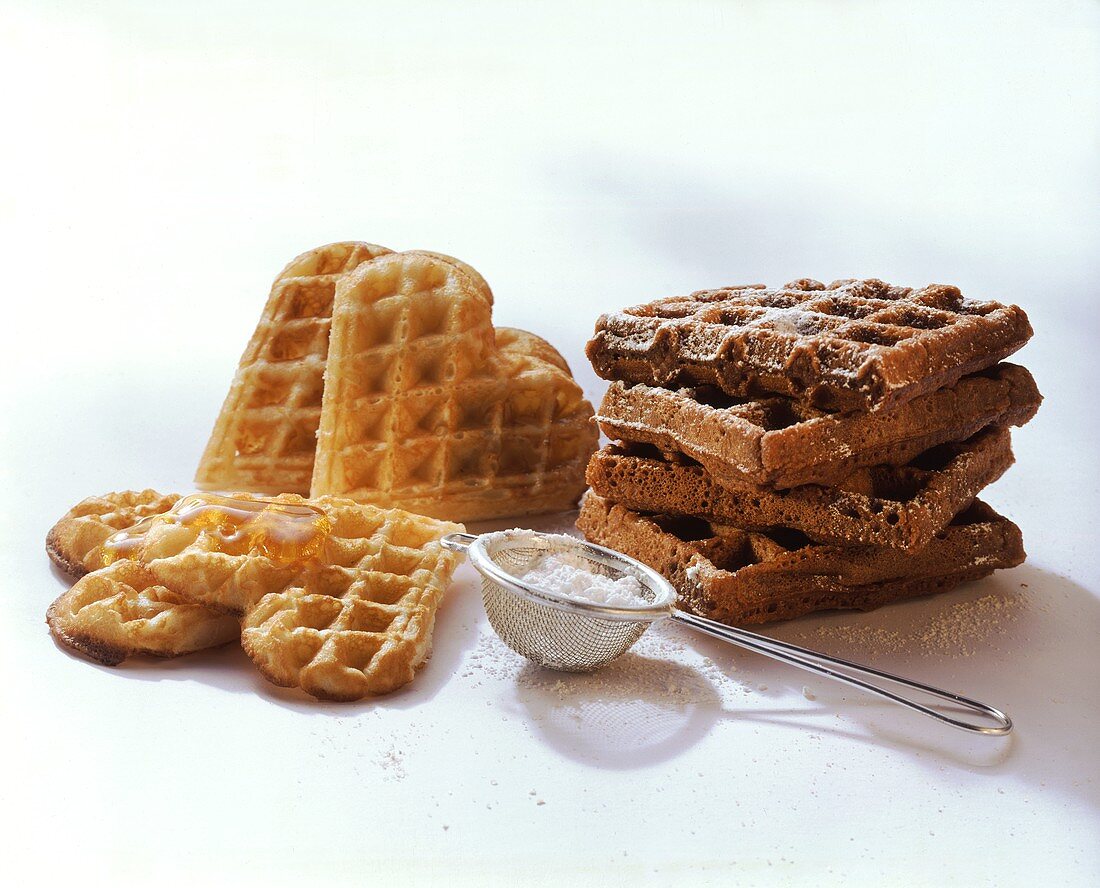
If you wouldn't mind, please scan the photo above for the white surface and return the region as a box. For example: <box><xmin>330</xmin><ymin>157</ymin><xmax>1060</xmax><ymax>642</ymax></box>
<box><xmin>2</xmin><ymin>2</ymin><xmax>1098</xmax><ymax>885</ymax></box>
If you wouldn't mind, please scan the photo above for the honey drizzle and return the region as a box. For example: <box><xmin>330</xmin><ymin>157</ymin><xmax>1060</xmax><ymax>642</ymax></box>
<box><xmin>101</xmin><ymin>494</ymin><xmax>332</xmax><ymax>567</ymax></box>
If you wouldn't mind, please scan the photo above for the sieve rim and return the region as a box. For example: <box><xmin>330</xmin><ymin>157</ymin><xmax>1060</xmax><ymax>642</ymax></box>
<box><xmin>465</xmin><ymin>531</ymin><xmax>677</xmax><ymax>623</ymax></box>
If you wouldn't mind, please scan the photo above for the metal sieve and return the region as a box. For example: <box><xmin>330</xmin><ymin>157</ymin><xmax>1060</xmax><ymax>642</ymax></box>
<box><xmin>442</xmin><ymin>530</ymin><xmax>1012</xmax><ymax>736</ymax></box>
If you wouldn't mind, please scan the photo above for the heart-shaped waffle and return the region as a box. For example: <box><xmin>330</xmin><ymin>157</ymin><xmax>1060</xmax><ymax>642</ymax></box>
<box><xmin>46</xmin><ymin>492</ymin><xmax>463</xmax><ymax>700</ymax></box>
<box><xmin>196</xmin><ymin>242</ymin><xmax>393</xmax><ymax>495</ymax></box>
<box><xmin>309</xmin><ymin>251</ymin><xmax>598</xmax><ymax>521</ymax></box>
<box><xmin>46</xmin><ymin>489</ymin><xmax>182</xmax><ymax>577</ymax></box>
<box><xmin>46</xmin><ymin>490</ymin><xmax>240</xmax><ymax>663</ymax></box>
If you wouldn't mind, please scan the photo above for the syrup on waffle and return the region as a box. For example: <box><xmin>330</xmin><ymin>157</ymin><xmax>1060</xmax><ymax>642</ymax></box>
<box><xmin>596</xmin><ymin>363</ymin><xmax>1040</xmax><ymax>490</ymax></box>
<box><xmin>310</xmin><ymin>251</ymin><xmax>598</xmax><ymax>521</ymax></box>
<box><xmin>577</xmin><ymin>493</ymin><xmax>1025</xmax><ymax>626</ymax></box>
<box><xmin>586</xmin><ymin>425</ymin><xmax>1015</xmax><ymax>551</ymax></box>
<box><xmin>46</xmin><ymin>492</ymin><xmax>463</xmax><ymax>700</ymax></box>
<box><xmin>587</xmin><ymin>278</ymin><xmax>1033</xmax><ymax>413</ymax></box>
<box><xmin>46</xmin><ymin>489</ymin><xmax>182</xmax><ymax>577</ymax></box>
<box><xmin>46</xmin><ymin>490</ymin><xmax>239</xmax><ymax>663</ymax></box>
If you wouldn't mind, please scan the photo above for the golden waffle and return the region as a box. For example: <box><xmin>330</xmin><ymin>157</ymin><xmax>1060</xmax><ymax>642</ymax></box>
<box><xmin>586</xmin><ymin>425</ymin><xmax>1015</xmax><ymax>551</ymax></box>
<box><xmin>47</xmin><ymin>493</ymin><xmax>463</xmax><ymax>700</ymax></box>
<box><xmin>47</xmin><ymin>560</ymin><xmax>240</xmax><ymax>665</ymax></box>
<box><xmin>596</xmin><ymin>363</ymin><xmax>1041</xmax><ymax>490</ymax></box>
<box><xmin>310</xmin><ymin>251</ymin><xmax>598</xmax><ymax>521</ymax></box>
<box><xmin>46</xmin><ymin>490</ymin><xmax>238</xmax><ymax>664</ymax></box>
<box><xmin>46</xmin><ymin>489</ymin><xmax>181</xmax><ymax>577</ymax></box>
<box><xmin>577</xmin><ymin>493</ymin><xmax>1025</xmax><ymax>625</ymax></box>
<box><xmin>587</xmin><ymin>278</ymin><xmax>1033</xmax><ymax>413</ymax></box>
<box><xmin>196</xmin><ymin>242</ymin><xmax>393</xmax><ymax>494</ymax></box>
<box><xmin>46</xmin><ymin>488</ymin><xmax>240</xmax><ymax>663</ymax></box>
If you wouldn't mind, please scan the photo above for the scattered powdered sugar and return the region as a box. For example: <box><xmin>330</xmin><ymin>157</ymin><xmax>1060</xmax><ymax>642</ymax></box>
<box><xmin>518</xmin><ymin>551</ymin><xmax>649</xmax><ymax>607</ymax></box>
<box><xmin>910</xmin><ymin>593</ymin><xmax>1026</xmax><ymax>657</ymax></box>
<box><xmin>460</xmin><ymin>623</ymin><xmax>755</xmax><ymax>707</ymax></box>
<box><xmin>376</xmin><ymin>746</ymin><xmax>407</xmax><ymax>780</ymax></box>
<box><xmin>797</xmin><ymin>592</ymin><xmax>1030</xmax><ymax>659</ymax></box>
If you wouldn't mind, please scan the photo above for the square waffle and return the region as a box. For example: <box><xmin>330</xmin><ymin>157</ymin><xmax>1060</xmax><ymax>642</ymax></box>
<box><xmin>595</xmin><ymin>363</ymin><xmax>1040</xmax><ymax>490</ymax></box>
<box><xmin>587</xmin><ymin>278</ymin><xmax>1033</xmax><ymax>413</ymax></box>
<box><xmin>310</xmin><ymin>251</ymin><xmax>598</xmax><ymax>521</ymax></box>
<box><xmin>585</xmin><ymin>425</ymin><xmax>1015</xmax><ymax>551</ymax></box>
<box><xmin>196</xmin><ymin>242</ymin><xmax>393</xmax><ymax>494</ymax></box>
<box><xmin>577</xmin><ymin>493</ymin><xmax>1025</xmax><ymax>626</ymax></box>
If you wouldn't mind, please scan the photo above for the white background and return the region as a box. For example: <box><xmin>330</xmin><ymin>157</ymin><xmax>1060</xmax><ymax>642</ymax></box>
<box><xmin>2</xmin><ymin>2</ymin><xmax>1098</xmax><ymax>886</ymax></box>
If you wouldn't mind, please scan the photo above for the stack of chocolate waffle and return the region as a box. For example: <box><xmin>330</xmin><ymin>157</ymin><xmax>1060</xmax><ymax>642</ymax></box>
<box><xmin>578</xmin><ymin>279</ymin><xmax>1041</xmax><ymax>626</ymax></box>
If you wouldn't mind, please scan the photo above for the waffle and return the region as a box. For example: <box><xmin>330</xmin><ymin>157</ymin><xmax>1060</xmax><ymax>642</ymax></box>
<box><xmin>196</xmin><ymin>242</ymin><xmax>394</xmax><ymax>495</ymax></box>
<box><xmin>587</xmin><ymin>278</ymin><xmax>1033</xmax><ymax>413</ymax></box>
<box><xmin>46</xmin><ymin>490</ymin><xmax>242</xmax><ymax>663</ymax></box>
<box><xmin>310</xmin><ymin>251</ymin><xmax>598</xmax><ymax>521</ymax></box>
<box><xmin>46</xmin><ymin>489</ymin><xmax>181</xmax><ymax>577</ymax></box>
<box><xmin>46</xmin><ymin>492</ymin><xmax>463</xmax><ymax>700</ymax></box>
<box><xmin>577</xmin><ymin>494</ymin><xmax>1025</xmax><ymax>626</ymax></box>
<box><xmin>586</xmin><ymin>425</ymin><xmax>1014</xmax><ymax>551</ymax></box>
<box><xmin>47</xmin><ymin>560</ymin><xmax>241</xmax><ymax>665</ymax></box>
<box><xmin>596</xmin><ymin>363</ymin><xmax>1041</xmax><ymax>490</ymax></box>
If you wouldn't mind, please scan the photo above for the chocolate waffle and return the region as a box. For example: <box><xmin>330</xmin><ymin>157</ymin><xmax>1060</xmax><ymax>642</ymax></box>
<box><xmin>586</xmin><ymin>425</ymin><xmax>1014</xmax><ymax>551</ymax></box>
<box><xmin>587</xmin><ymin>278</ymin><xmax>1033</xmax><ymax>413</ymax></box>
<box><xmin>577</xmin><ymin>494</ymin><xmax>1025</xmax><ymax>626</ymax></box>
<box><xmin>596</xmin><ymin>363</ymin><xmax>1040</xmax><ymax>490</ymax></box>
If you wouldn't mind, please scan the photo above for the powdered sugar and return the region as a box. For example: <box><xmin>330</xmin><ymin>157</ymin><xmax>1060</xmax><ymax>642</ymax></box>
<box><xmin>756</xmin><ymin>305</ymin><xmax>809</xmax><ymax>333</ymax></box>
<box><xmin>518</xmin><ymin>551</ymin><xmax>649</xmax><ymax>607</ymax></box>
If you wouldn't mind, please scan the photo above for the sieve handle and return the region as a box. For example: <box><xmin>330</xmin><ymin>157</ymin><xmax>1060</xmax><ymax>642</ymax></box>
<box><xmin>441</xmin><ymin>532</ymin><xmax>477</xmax><ymax>553</ymax></box>
<box><xmin>669</xmin><ymin>610</ymin><xmax>1012</xmax><ymax>735</ymax></box>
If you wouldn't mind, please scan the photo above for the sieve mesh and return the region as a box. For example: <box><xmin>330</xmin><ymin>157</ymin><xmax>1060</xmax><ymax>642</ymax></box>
<box><xmin>478</xmin><ymin>536</ymin><xmax>669</xmax><ymax>672</ymax></box>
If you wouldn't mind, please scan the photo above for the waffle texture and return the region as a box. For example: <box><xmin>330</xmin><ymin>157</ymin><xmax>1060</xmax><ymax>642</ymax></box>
<box><xmin>196</xmin><ymin>242</ymin><xmax>394</xmax><ymax>495</ymax></box>
<box><xmin>587</xmin><ymin>278</ymin><xmax>1033</xmax><ymax>413</ymax></box>
<box><xmin>596</xmin><ymin>363</ymin><xmax>1041</xmax><ymax>490</ymax></box>
<box><xmin>577</xmin><ymin>494</ymin><xmax>1025</xmax><ymax>625</ymax></box>
<box><xmin>586</xmin><ymin>425</ymin><xmax>1014</xmax><ymax>551</ymax></box>
<box><xmin>47</xmin><ymin>560</ymin><xmax>240</xmax><ymax>665</ymax></box>
<box><xmin>310</xmin><ymin>251</ymin><xmax>598</xmax><ymax>521</ymax></box>
<box><xmin>45</xmin><ymin>492</ymin><xmax>463</xmax><ymax>699</ymax></box>
<box><xmin>46</xmin><ymin>490</ymin><xmax>239</xmax><ymax>662</ymax></box>
<box><xmin>46</xmin><ymin>489</ymin><xmax>182</xmax><ymax>577</ymax></box>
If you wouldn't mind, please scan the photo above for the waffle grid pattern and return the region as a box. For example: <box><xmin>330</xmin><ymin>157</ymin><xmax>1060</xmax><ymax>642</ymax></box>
<box><xmin>45</xmin><ymin>492</ymin><xmax>463</xmax><ymax>699</ymax></box>
<box><xmin>577</xmin><ymin>493</ymin><xmax>1025</xmax><ymax>626</ymax></box>
<box><xmin>311</xmin><ymin>252</ymin><xmax>597</xmax><ymax>520</ymax></box>
<box><xmin>229</xmin><ymin>499</ymin><xmax>463</xmax><ymax>700</ymax></box>
<box><xmin>588</xmin><ymin>278</ymin><xmax>1032</xmax><ymax>412</ymax></box>
<box><xmin>46</xmin><ymin>489</ymin><xmax>182</xmax><ymax>577</ymax></box>
<box><xmin>196</xmin><ymin>242</ymin><xmax>393</xmax><ymax>494</ymax></box>
<box><xmin>595</xmin><ymin>363</ymin><xmax>1041</xmax><ymax>490</ymax></box>
<box><xmin>587</xmin><ymin>425</ymin><xmax>1014</xmax><ymax>551</ymax></box>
